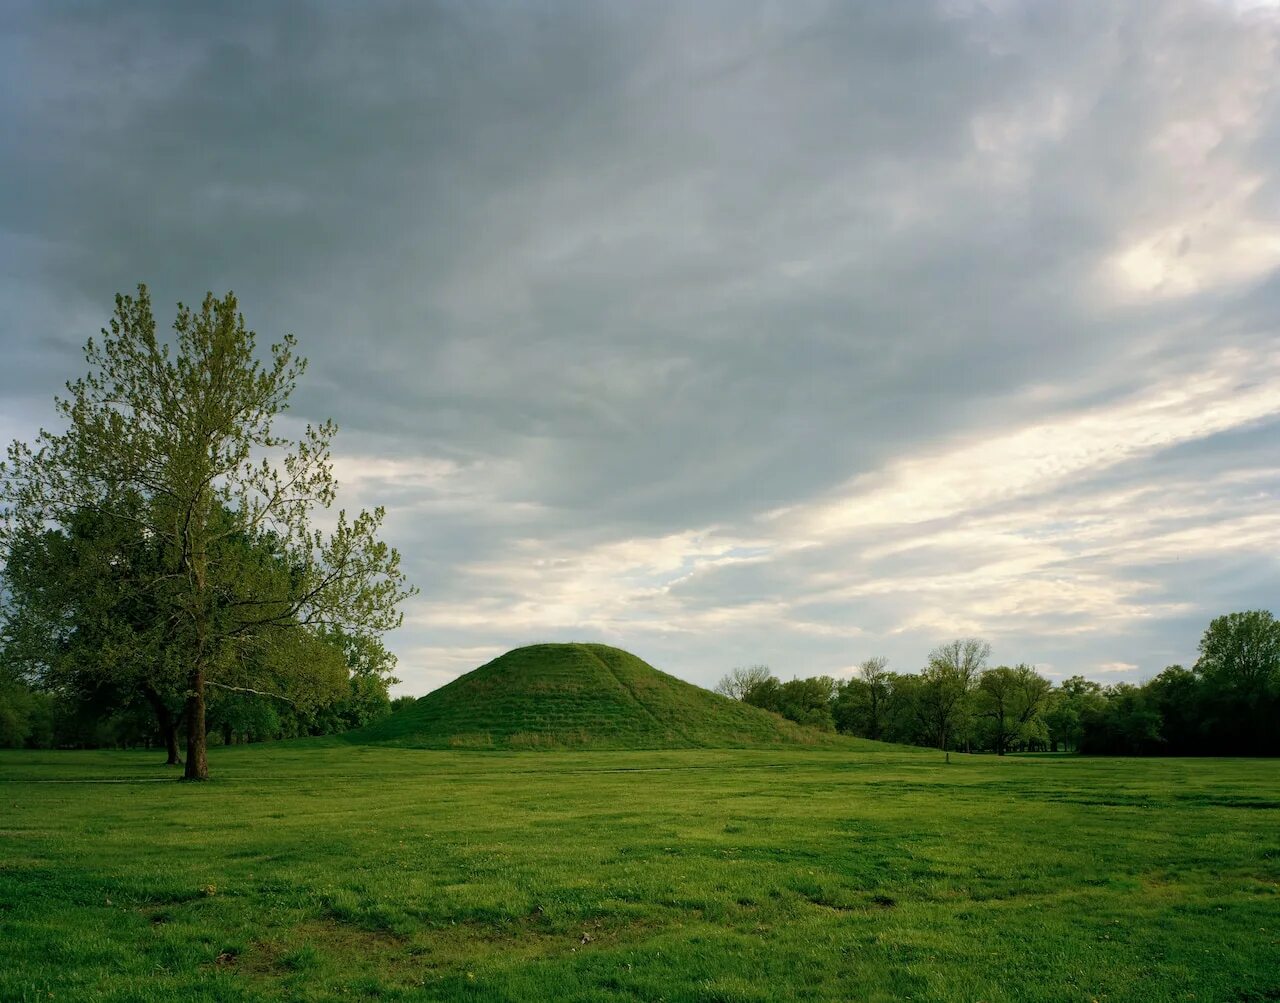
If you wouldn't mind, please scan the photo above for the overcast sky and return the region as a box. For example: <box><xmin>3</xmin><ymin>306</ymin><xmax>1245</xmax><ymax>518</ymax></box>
<box><xmin>3</xmin><ymin>1</ymin><xmax>1279</xmax><ymax>695</ymax></box>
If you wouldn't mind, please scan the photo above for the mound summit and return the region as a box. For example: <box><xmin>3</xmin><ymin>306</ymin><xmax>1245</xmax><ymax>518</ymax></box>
<box><xmin>352</xmin><ymin>643</ymin><xmax>826</xmax><ymax>749</ymax></box>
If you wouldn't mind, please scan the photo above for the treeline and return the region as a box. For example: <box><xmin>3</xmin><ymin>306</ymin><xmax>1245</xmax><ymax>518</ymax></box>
<box><xmin>0</xmin><ymin>642</ymin><xmax>418</xmax><ymax>752</ymax></box>
<box><xmin>0</xmin><ymin>502</ymin><xmax>415</xmax><ymax>755</ymax></box>
<box><xmin>716</xmin><ymin>610</ymin><xmax>1279</xmax><ymax>756</ymax></box>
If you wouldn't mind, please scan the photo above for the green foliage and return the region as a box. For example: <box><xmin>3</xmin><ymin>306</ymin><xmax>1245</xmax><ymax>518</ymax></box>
<box><xmin>0</xmin><ymin>668</ymin><xmax>54</xmax><ymax>748</ymax></box>
<box><xmin>721</xmin><ymin>613</ymin><xmax>1280</xmax><ymax>757</ymax></box>
<box><xmin>1</xmin><ymin>744</ymin><xmax>1277</xmax><ymax>1001</ymax></box>
<box><xmin>3</xmin><ymin>508</ymin><xmax>221</xmax><ymax>761</ymax></box>
<box><xmin>719</xmin><ymin>667</ymin><xmax>838</xmax><ymax>731</ymax></box>
<box><xmin>975</xmin><ymin>664</ymin><xmax>1052</xmax><ymax>755</ymax></box>
<box><xmin>1079</xmin><ymin>683</ymin><xmax>1163</xmax><ymax>755</ymax></box>
<box><xmin>844</xmin><ymin>656</ymin><xmax>891</xmax><ymax>740</ymax></box>
<box><xmin>1197</xmin><ymin>610</ymin><xmax>1280</xmax><ymax>688</ymax></box>
<box><xmin>353</xmin><ymin>643</ymin><xmax>833</xmax><ymax>749</ymax></box>
<box><xmin>775</xmin><ymin>676</ymin><xmax>838</xmax><ymax>731</ymax></box>
<box><xmin>918</xmin><ymin>638</ymin><xmax>988</xmax><ymax>750</ymax></box>
<box><xmin>740</xmin><ymin>673</ymin><xmax>782</xmax><ymax>711</ymax></box>
<box><xmin>207</xmin><ymin>691</ymin><xmax>284</xmax><ymax>745</ymax></box>
<box><xmin>1</xmin><ymin>286</ymin><xmax>416</xmax><ymax>777</ymax></box>
<box><xmin>1194</xmin><ymin>610</ymin><xmax>1280</xmax><ymax>754</ymax></box>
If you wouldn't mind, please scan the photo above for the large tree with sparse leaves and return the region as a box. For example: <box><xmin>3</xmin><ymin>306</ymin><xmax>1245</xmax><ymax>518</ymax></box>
<box><xmin>1</xmin><ymin>286</ymin><xmax>416</xmax><ymax>779</ymax></box>
<box><xmin>918</xmin><ymin>638</ymin><xmax>988</xmax><ymax>752</ymax></box>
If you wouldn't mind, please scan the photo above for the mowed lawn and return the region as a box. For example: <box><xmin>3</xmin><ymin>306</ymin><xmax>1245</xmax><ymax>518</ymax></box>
<box><xmin>1</xmin><ymin>744</ymin><xmax>1277</xmax><ymax>1002</ymax></box>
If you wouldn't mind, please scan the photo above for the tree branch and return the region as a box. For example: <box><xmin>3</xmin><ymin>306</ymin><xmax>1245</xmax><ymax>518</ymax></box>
<box><xmin>205</xmin><ymin>680</ymin><xmax>298</xmax><ymax>705</ymax></box>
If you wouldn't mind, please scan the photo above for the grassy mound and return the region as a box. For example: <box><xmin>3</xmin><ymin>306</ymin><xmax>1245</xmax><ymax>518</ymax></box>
<box><xmin>349</xmin><ymin>642</ymin><xmax>832</xmax><ymax>749</ymax></box>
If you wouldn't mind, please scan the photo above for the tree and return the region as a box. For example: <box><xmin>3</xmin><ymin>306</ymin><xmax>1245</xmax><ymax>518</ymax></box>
<box><xmin>2</xmin><ymin>507</ymin><xmax>189</xmax><ymax>763</ymax></box>
<box><xmin>776</xmin><ymin>676</ymin><xmax>837</xmax><ymax>731</ymax></box>
<box><xmin>1</xmin><ymin>286</ymin><xmax>416</xmax><ymax>779</ymax></box>
<box><xmin>832</xmin><ymin>659</ymin><xmax>891</xmax><ymax>738</ymax></box>
<box><xmin>1079</xmin><ymin>683</ymin><xmax>1162</xmax><ymax>754</ymax></box>
<box><xmin>1145</xmin><ymin>665</ymin><xmax>1203</xmax><ymax>754</ymax></box>
<box><xmin>857</xmin><ymin>656</ymin><xmax>890</xmax><ymax>740</ymax></box>
<box><xmin>1194</xmin><ymin>610</ymin><xmax>1280</xmax><ymax>754</ymax></box>
<box><xmin>1009</xmin><ymin>664</ymin><xmax>1051</xmax><ymax>750</ymax></box>
<box><xmin>831</xmin><ymin>678</ymin><xmax>868</xmax><ymax>735</ymax></box>
<box><xmin>976</xmin><ymin>663</ymin><xmax>1051</xmax><ymax>754</ymax></box>
<box><xmin>0</xmin><ymin>664</ymin><xmax>55</xmax><ymax>749</ymax></box>
<box><xmin>976</xmin><ymin>666</ymin><xmax>1019</xmax><ymax>755</ymax></box>
<box><xmin>882</xmin><ymin>671</ymin><xmax>928</xmax><ymax>746</ymax></box>
<box><xmin>919</xmin><ymin>638</ymin><xmax>988</xmax><ymax>751</ymax></box>
<box><xmin>309</xmin><ymin>627</ymin><xmax>400</xmax><ymax>732</ymax></box>
<box><xmin>1196</xmin><ymin>611</ymin><xmax>1280</xmax><ymax>690</ymax></box>
<box><xmin>714</xmin><ymin>664</ymin><xmax>774</xmax><ymax>701</ymax></box>
<box><xmin>1046</xmin><ymin>675</ymin><xmax>1104</xmax><ymax>752</ymax></box>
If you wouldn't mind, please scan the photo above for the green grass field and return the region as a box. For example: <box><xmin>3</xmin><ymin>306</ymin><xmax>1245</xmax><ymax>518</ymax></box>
<box><xmin>2</xmin><ymin>743</ymin><xmax>1277</xmax><ymax>1002</ymax></box>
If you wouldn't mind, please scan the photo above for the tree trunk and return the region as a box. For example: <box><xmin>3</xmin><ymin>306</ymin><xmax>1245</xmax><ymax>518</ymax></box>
<box><xmin>162</xmin><ymin>710</ymin><xmax>182</xmax><ymax>765</ymax></box>
<box><xmin>183</xmin><ymin>664</ymin><xmax>209</xmax><ymax>781</ymax></box>
<box><xmin>143</xmin><ymin>687</ymin><xmax>182</xmax><ymax>766</ymax></box>
<box><xmin>184</xmin><ymin>503</ymin><xmax>211</xmax><ymax>781</ymax></box>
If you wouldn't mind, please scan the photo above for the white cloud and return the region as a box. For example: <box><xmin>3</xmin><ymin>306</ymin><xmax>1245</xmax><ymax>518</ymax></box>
<box><xmin>1096</xmin><ymin>661</ymin><xmax>1139</xmax><ymax>674</ymax></box>
<box><xmin>788</xmin><ymin>345</ymin><xmax>1280</xmax><ymax>538</ymax></box>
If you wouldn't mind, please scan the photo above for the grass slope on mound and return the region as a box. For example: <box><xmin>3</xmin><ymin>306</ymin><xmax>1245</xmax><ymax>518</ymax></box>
<box><xmin>350</xmin><ymin>642</ymin><xmax>833</xmax><ymax>749</ymax></box>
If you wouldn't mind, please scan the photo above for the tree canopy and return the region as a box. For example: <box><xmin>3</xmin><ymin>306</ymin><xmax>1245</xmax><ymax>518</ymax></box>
<box><xmin>712</xmin><ymin>613</ymin><xmax>1278</xmax><ymax>757</ymax></box>
<box><xmin>1</xmin><ymin>286</ymin><xmax>416</xmax><ymax>777</ymax></box>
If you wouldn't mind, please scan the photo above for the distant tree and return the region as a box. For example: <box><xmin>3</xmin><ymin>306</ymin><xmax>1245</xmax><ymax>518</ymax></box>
<box><xmin>832</xmin><ymin>678</ymin><xmax>867</xmax><ymax>735</ymax></box>
<box><xmin>0</xmin><ymin>286</ymin><xmax>416</xmax><ymax>779</ymax></box>
<box><xmin>1079</xmin><ymin>682</ymin><xmax>1162</xmax><ymax>754</ymax></box>
<box><xmin>1041</xmin><ymin>690</ymin><xmax>1075</xmax><ymax>753</ymax></box>
<box><xmin>308</xmin><ymin>628</ymin><xmax>400</xmax><ymax>732</ymax></box>
<box><xmin>1</xmin><ymin>507</ymin><xmax>188</xmax><ymax>763</ymax></box>
<box><xmin>977</xmin><ymin>664</ymin><xmax>1052</xmax><ymax>754</ymax></box>
<box><xmin>976</xmin><ymin>666</ymin><xmax>1020</xmax><ymax>756</ymax></box>
<box><xmin>1194</xmin><ymin>610</ymin><xmax>1280</xmax><ymax>755</ymax></box>
<box><xmin>857</xmin><ymin>657</ymin><xmax>890</xmax><ymax>739</ymax></box>
<box><xmin>0</xmin><ymin>665</ymin><xmax>55</xmax><ymax>749</ymax></box>
<box><xmin>1046</xmin><ymin>676</ymin><xmax>1105</xmax><ymax>752</ymax></box>
<box><xmin>919</xmin><ymin>639</ymin><xmax>988</xmax><ymax>751</ymax></box>
<box><xmin>208</xmin><ymin>690</ymin><xmax>283</xmax><ymax>746</ymax></box>
<box><xmin>741</xmin><ymin>675</ymin><xmax>783</xmax><ymax>713</ymax></box>
<box><xmin>831</xmin><ymin>659</ymin><xmax>892</xmax><ymax>738</ymax></box>
<box><xmin>389</xmin><ymin>695</ymin><xmax>418</xmax><ymax>714</ymax></box>
<box><xmin>206</xmin><ymin>626</ymin><xmax>387</xmax><ymax>744</ymax></box>
<box><xmin>715</xmin><ymin>665</ymin><xmax>774</xmax><ymax>701</ymax></box>
<box><xmin>777</xmin><ymin>676</ymin><xmax>837</xmax><ymax>731</ymax></box>
<box><xmin>1009</xmin><ymin>664</ymin><xmax>1052</xmax><ymax>750</ymax></box>
<box><xmin>720</xmin><ymin>667</ymin><xmax>839</xmax><ymax>731</ymax></box>
<box><xmin>1145</xmin><ymin>665</ymin><xmax>1203</xmax><ymax>754</ymax></box>
<box><xmin>0</xmin><ymin>503</ymin><xmax>367</xmax><ymax>760</ymax></box>
<box><xmin>882</xmin><ymin>672</ymin><xmax>928</xmax><ymax>746</ymax></box>
<box><xmin>1196</xmin><ymin>611</ymin><xmax>1280</xmax><ymax>690</ymax></box>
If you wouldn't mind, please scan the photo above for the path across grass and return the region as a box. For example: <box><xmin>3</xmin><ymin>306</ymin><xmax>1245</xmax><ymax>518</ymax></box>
<box><xmin>2</xmin><ymin>743</ymin><xmax>1277</xmax><ymax>1001</ymax></box>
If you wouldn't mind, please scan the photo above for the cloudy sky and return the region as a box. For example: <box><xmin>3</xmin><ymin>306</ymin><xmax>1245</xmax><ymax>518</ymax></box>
<box><xmin>3</xmin><ymin>1</ymin><xmax>1279</xmax><ymax>695</ymax></box>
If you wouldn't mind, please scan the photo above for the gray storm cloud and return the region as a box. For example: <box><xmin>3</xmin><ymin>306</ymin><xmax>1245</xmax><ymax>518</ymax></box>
<box><xmin>2</xmin><ymin>0</ymin><xmax>1278</xmax><ymax>693</ymax></box>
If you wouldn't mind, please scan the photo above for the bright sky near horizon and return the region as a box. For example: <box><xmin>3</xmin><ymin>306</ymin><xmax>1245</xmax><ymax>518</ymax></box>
<box><xmin>2</xmin><ymin>1</ymin><xmax>1278</xmax><ymax>695</ymax></box>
